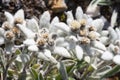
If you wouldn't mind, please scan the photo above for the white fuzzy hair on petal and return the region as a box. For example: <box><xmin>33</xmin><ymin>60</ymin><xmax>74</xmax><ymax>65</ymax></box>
<box><xmin>54</xmin><ymin>22</ymin><xmax>71</xmax><ymax>34</ymax></box>
<box><xmin>65</xmin><ymin>10</ymin><xmax>74</xmax><ymax>25</ymax></box>
<box><xmin>54</xmin><ymin>46</ymin><xmax>71</xmax><ymax>58</ymax></box>
<box><xmin>44</xmin><ymin>49</ymin><xmax>57</xmax><ymax>64</ymax></box>
<box><xmin>49</xmin><ymin>16</ymin><xmax>59</xmax><ymax>32</ymax></box>
<box><xmin>4</xmin><ymin>11</ymin><xmax>14</xmax><ymax>24</ymax></box>
<box><xmin>37</xmin><ymin>52</ymin><xmax>49</xmax><ymax>61</ymax></box>
<box><xmin>17</xmin><ymin>23</ymin><xmax>35</xmax><ymax>39</ymax></box>
<box><xmin>28</xmin><ymin>45</ymin><xmax>39</xmax><ymax>52</ymax></box>
<box><xmin>14</xmin><ymin>9</ymin><xmax>24</xmax><ymax>21</ymax></box>
<box><xmin>75</xmin><ymin>6</ymin><xmax>83</xmax><ymax>21</ymax></box>
<box><xmin>23</xmin><ymin>39</ymin><xmax>36</xmax><ymax>46</ymax></box>
<box><xmin>92</xmin><ymin>41</ymin><xmax>106</xmax><ymax>51</ymax></box>
<box><xmin>0</xmin><ymin>37</ymin><xmax>5</xmax><ymax>45</ymax></box>
<box><xmin>101</xmin><ymin>51</ymin><xmax>113</xmax><ymax>61</ymax></box>
<box><xmin>39</xmin><ymin>11</ymin><xmax>50</xmax><ymax>28</ymax></box>
<box><xmin>75</xmin><ymin>45</ymin><xmax>84</xmax><ymax>60</ymax></box>
<box><xmin>91</xmin><ymin>19</ymin><xmax>104</xmax><ymax>33</ymax></box>
<box><xmin>113</xmin><ymin>55</ymin><xmax>120</xmax><ymax>65</ymax></box>
<box><xmin>26</xmin><ymin>18</ymin><xmax>39</xmax><ymax>33</ymax></box>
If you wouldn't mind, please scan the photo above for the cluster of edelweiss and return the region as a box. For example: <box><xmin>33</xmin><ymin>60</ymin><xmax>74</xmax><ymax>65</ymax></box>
<box><xmin>0</xmin><ymin>6</ymin><xmax>120</xmax><ymax>68</ymax></box>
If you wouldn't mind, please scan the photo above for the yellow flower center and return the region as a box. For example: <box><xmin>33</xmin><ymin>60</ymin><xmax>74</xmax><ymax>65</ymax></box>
<box><xmin>70</xmin><ymin>20</ymin><xmax>80</xmax><ymax>31</ymax></box>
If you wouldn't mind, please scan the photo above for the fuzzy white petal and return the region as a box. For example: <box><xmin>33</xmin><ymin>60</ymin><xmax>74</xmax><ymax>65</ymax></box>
<box><xmin>84</xmin><ymin>56</ymin><xmax>90</xmax><ymax>63</ymax></box>
<box><xmin>0</xmin><ymin>28</ymin><xmax>5</xmax><ymax>36</ymax></box>
<box><xmin>28</xmin><ymin>45</ymin><xmax>39</xmax><ymax>52</ymax></box>
<box><xmin>75</xmin><ymin>45</ymin><xmax>84</xmax><ymax>60</ymax></box>
<box><xmin>101</xmin><ymin>51</ymin><xmax>113</xmax><ymax>61</ymax></box>
<box><xmin>111</xmin><ymin>9</ymin><xmax>118</xmax><ymax>28</ymax></box>
<box><xmin>66</xmin><ymin>36</ymin><xmax>77</xmax><ymax>50</ymax></box>
<box><xmin>108</xmin><ymin>27</ymin><xmax>118</xmax><ymax>43</ymax></box>
<box><xmin>115</xmin><ymin>28</ymin><xmax>120</xmax><ymax>39</ymax></box>
<box><xmin>99</xmin><ymin>37</ymin><xmax>109</xmax><ymax>45</ymax></box>
<box><xmin>51</xmin><ymin>16</ymin><xmax>59</xmax><ymax>26</ymax></box>
<box><xmin>86</xmin><ymin>5</ymin><xmax>100</xmax><ymax>17</ymax></box>
<box><xmin>65</xmin><ymin>11</ymin><xmax>74</xmax><ymax>25</ymax></box>
<box><xmin>26</xmin><ymin>18</ymin><xmax>39</xmax><ymax>32</ymax></box>
<box><xmin>17</xmin><ymin>24</ymin><xmax>35</xmax><ymax>39</ymax></box>
<box><xmin>54</xmin><ymin>46</ymin><xmax>71</xmax><ymax>58</ymax></box>
<box><xmin>92</xmin><ymin>41</ymin><xmax>106</xmax><ymax>51</ymax></box>
<box><xmin>49</xmin><ymin>16</ymin><xmax>59</xmax><ymax>32</ymax></box>
<box><xmin>54</xmin><ymin>22</ymin><xmax>71</xmax><ymax>34</ymax></box>
<box><xmin>37</xmin><ymin>52</ymin><xmax>49</xmax><ymax>61</ymax></box>
<box><xmin>39</xmin><ymin>11</ymin><xmax>50</xmax><ymax>28</ymax></box>
<box><xmin>4</xmin><ymin>11</ymin><xmax>14</xmax><ymax>24</ymax></box>
<box><xmin>113</xmin><ymin>55</ymin><xmax>120</xmax><ymax>65</ymax></box>
<box><xmin>14</xmin><ymin>9</ymin><xmax>24</xmax><ymax>21</ymax></box>
<box><xmin>0</xmin><ymin>37</ymin><xmax>5</xmax><ymax>45</ymax></box>
<box><xmin>101</xmin><ymin>30</ymin><xmax>109</xmax><ymax>37</ymax></box>
<box><xmin>75</xmin><ymin>6</ymin><xmax>83</xmax><ymax>21</ymax></box>
<box><xmin>92</xmin><ymin>19</ymin><xmax>104</xmax><ymax>33</ymax></box>
<box><xmin>44</xmin><ymin>49</ymin><xmax>57</xmax><ymax>63</ymax></box>
<box><xmin>23</xmin><ymin>39</ymin><xmax>36</xmax><ymax>46</ymax></box>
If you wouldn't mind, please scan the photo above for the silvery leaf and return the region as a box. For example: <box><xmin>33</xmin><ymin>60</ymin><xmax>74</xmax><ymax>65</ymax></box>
<box><xmin>96</xmin><ymin>66</ymin><xmax>112</xmax><ymax>76</ymax></box>
<box><xmin>30</xmin><ymin>67</ymin><xmax>39</xmax><ymax>80</ymax></box>
<box><xmin>97</xmin><ymin>0</ymin><xmax>112</xmax><ymax>6</ymax></box>
<box><xmin>54</xmin><ymin>46</ymin><xmax>71</xmax><ymax>58</ymax></box>
<box><xmin>16</xmin><ymin>54</ymin><xmax>30</xmax><ymax>64</ymax></box>
<box><xmin>75</xmin><ymin>45</ymin><xmax>84</xmax><ymax>60</ymax></box>
<box><xmin>26</xmin><ymin>18</ymin><xmax>39</xmax><ymax>33</ymax></box>
<box><xmin>75</xmin><ymin>6</ymin><xmax>83</xmax><ymax>21</ymax></box>
<box><xmin>5</xmin><ymin>42</ymin><xmax>14</xmax><ymax>54</ymax></box>
<box><xmin>39</xmin><ymin>11</ymin><xmax>50</xmax><ymax>28</ymax></box>
<box><xmin>57</xmin><ymin>62</ymin><xmax>68</xmax><ymax>80</ymax></box>
<box><xmin>101</xmin><ymin>65</ymin><xmax>120</xmax><ymax>79</ymax></box>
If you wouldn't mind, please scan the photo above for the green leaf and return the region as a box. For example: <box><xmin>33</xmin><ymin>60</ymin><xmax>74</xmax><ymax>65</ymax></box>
<box><xmin>14</xmin><ymin>61</ymin><xmax>23</xmax><ymax>71</ymax></box>
<box><xmin>15</xmin><ymin>49</ymin><xmax>21</xmax><ymax>55</ymax></box>
<box><xmin>68</xmin><ymin>77</ymin><xmax>75</xmax><ymax>80</ymax></box>
<box><xmin>91</xmin><ymin>0</ymin><xmax>98</xmax><ymax>5</ymax></box>
<box><xmin>32</xmin><ymin>64</ymin><xmax>40</xmax><ymax>69</ymax></box>
<box><xmin>101</xmin><ymin>65</ymin><xmax>120</xmax><ymax>79</ymax></box>
<box><xmin>39</xmin><ymin>73</ymin><xmax>44</xmax><ymax>80</ymax></box>
<box><xmin>57</xmin><ymin>62</ymin><xmax>68</xmax><ymax>80</ymax></box>
<box><xmin>66</xmin><ymin>63</ymin><xmax>75</xmax><ymax>75</ymax></box>
<box><xmin>97</xmin><ymin>0</ymin><xmax>113</xmax><ymax>6</ymax></box>
<box><xmin>30</xmin><ymin>67</ymin><xmax>39</xmax><ymax>80</ymax></box>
